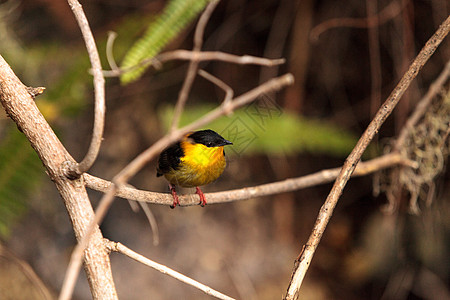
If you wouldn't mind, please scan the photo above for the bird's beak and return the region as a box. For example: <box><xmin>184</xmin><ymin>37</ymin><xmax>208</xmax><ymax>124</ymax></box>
<box><xmin>221</xmin><ymin>139</ymin><xmax>233</xmax><ymax>146</ymax></box>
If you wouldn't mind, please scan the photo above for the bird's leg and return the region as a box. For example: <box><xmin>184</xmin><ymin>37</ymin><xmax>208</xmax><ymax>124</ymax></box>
<box><xmin>169</xmin><ymin>184</ymin><xmax>180</xmax><ymax>208</ymax></box>
<box><xmin>195</xmin><ymin>187</ymin><xmax>207</xmax><ymax>207</ymax></box>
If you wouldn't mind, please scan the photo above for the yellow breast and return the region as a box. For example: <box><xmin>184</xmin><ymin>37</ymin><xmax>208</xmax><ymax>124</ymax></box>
<box><xmin>163</xmin><ymin>141</ymin><xmax>226</xmax><ymax>187</ymax></box>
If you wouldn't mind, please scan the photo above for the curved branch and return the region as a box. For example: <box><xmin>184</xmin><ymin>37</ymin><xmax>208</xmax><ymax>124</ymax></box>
<box><xmin>66</xmin><ymin>0</ymin><xmax>105</xmax><ymax>177</ymax></box>
<box><xmin>84</xmin><ymin>153</ymin><xmax>414</xmax><ymax>206</ymax></box>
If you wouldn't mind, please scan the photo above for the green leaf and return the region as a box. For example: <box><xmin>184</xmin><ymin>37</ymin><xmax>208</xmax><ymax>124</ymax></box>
<box><xmin>120</xmin><ymin>0</ymin><xmax>210</xmax><ymax>84</ymax></box>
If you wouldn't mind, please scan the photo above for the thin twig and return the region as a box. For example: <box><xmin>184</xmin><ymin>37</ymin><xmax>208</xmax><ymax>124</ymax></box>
<box><xmin>170</xmin><ymin>0</ymin><xmax>220</xmax><ymax>132</ymax></box>
<box><xmin>66</xmin><ymin>0</ymin><xmax>105</xmax><ymax>177</ymax></box>
<box><xmin>106</xmin><ymin>31</ymin><xmax>119</xmax><ymax>71</ymax></box>
<box><xmin>101</xmin><ymin>50</ymin><xmax>286</xmax><ymax>77</ymax></box>
<box><xmin>137</xmin><ymin>201</ymin><xmax>160</xmax><ymax>246</ymax></box>
<box><xmin>61</xmin><ymin>73</ymin><xmax>294</xmax><ymax>300</ymax></box>
<box><xmin>117</xmin><ymin>73</ymin><xmax>294</xmax><ymax>183</ymax></box>
<box><xmin>105</xmin><ymin>240</ymin><xmax>236</xmax><ymax>300</ymax></box>
<box><xmin>284</xmin><ymin>15</ymin><xmax>450</xmax><ymax>300</ymax></box>
<box><xmin>84</xmin><ymin>153</ymin><xmax>416</xmax><ymax>206</ymax></box>
<box><xmin>395</xmin><ymin>59</ymin><xmax>450</xmax><ymax>149</ymax></box>
<box><xmin>198</xmin><ymin>69</ymin><xmax>234</xmax><ymax>111</ymax></box>
<box><xmin>310</xmin><ymin>0</ymin><xmax>407</xmax><ymax>41</ymax></box>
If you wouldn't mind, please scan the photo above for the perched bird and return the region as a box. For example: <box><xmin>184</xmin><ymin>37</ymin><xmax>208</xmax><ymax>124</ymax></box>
<box><xmin>157</xmin><ymin>129</ymin><xmax>233</xmax><ymax>208</ymax></box>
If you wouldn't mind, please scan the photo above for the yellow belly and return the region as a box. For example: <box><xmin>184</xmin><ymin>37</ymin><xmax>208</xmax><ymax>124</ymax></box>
<box><xmin>164</xmin><ymin>143</ymin><xmax>226</xmax><ymax>187</ymax></box>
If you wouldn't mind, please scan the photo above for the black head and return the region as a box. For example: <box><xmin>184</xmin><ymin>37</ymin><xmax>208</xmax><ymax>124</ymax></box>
<box><xmin>188</xmin><ymin>130</ymin><xmax>233</xmax><ymax>147</ymax></box>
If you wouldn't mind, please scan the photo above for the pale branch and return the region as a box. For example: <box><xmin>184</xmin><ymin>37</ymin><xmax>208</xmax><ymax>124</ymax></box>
<box><xmin>116</xmin><ymin>73</ymin><xmax>294</xmax><ymax>183</ymax></box>
<box><xmin>66</xmin><ymin>0</ymin><xmax>105</xmax><ymax>177</ymax></box>
<box><xmin>106</xmin><ymin>31</ymin><xmax>119</xmax><ymax>71</ymax></box>
<box><xmin>284</xmin><ymin>15</ymin><xmax>450</xmax><ymax>300</ymax></box>
<box><xmin>0</xmin><ymin>55</ymin><xmax>117</xmax><ymax>300</ymax></box>
<box><xmin>198</xmin><ymin>69</ymin><xmax>234</xmax><ymax>111</ymax></box>
<box><xmin>170</xmin><ymin>0</ymin><xmax>220</xmax><ymax>132</ymax></box>
<box><xmin>395</xmin><ymin>59</ymin><xmax>450</xmax><ymax>150</ymax></box>
<box><xmin>83</xmin><ymin>153</ymin><xmax>415</xmax><ymax>206</ymax></box>
<box><xmin>101</xmin><ymin>50</ymin><xmax>286</xmax><ymax>77</ymax></box>
<box><xmin>105</xmin><ymin>240</ymin><xmax>236</xmax><ymax>300</ymax></box>
<box><xmin>61</xmin><ymin>73</ymin><xmax>295</xmax><ymax>299</ymax></box>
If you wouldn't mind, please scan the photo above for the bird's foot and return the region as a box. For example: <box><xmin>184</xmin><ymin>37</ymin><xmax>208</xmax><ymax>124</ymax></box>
<box><xmin>195</xmin><ymin>187</ymin><xmax>207</xmax><ymax>207</ymax></box>
<box><xmin>169</xmin><ymin>184</ymin><xmax>180</xmax><ymax>209</ymax></box>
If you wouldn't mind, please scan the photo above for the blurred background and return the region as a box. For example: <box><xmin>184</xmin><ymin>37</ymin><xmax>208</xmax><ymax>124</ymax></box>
<box><xmin>0</xmin><ymin>0</ymin><xmax>449</xmax><ymax>299</ymax></box>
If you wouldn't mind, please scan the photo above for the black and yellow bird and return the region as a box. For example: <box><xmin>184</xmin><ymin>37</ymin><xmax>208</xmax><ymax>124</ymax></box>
<box><xmin>157</xmin><ymin>129</ymin><xmax>233</xmax><ymax>208</ymax></box>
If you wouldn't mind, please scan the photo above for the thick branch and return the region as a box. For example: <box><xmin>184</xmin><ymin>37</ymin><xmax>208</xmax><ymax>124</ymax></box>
<box><xmin>284</xmin><ymin>15</ymin><xmax>450</xmax><ymax>300</ymax></box>
<box><xmin>0</xmin><ymin>56</ymin><xmax>117</xmax><ymax>299</ymax></box>
<box><xmin>84</xmin><ymin>153</ymin><xmax>413</xmax><ymax>206</ymax></box>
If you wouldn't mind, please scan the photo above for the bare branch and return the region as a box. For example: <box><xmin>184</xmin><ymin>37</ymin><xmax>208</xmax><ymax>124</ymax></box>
<box><xmin>118</xmin><ymin>73</ymin><xmax>294</xmax><ymax>183</ymax></box>
<box><xmin>310</xmin><ymin>0</ymin><xmax>406</xmax><ymax>42</ymax></box>
<box><xmin>101</xmin><ymin>50</ymin><xmax>286</xmax><ymax>77</ymax></box>
<box><xmin>61</xmin><ymin>72</ymin><xmax>294</xmax><ymax>299</ymax></box>
<box><xmin>137</xmin><ymin>201</ymin><xmax>160</xmax><ymax>246</ymax></box>
<box><xmin>106</xmin><ymin>31</ymin><xmax>119</xmax><ymax>71</ymax></box>
<box><xmin>84</xmin><ymin>153</ymin><xmax>415</xmax><ymax>206</ymax></box>
<box><xmin>66</xmin><ymin>0</ymin><xmax>105</xmax><ymax>177</ymax></box>
<box><xmin>0</xmin><ymin>55</ymin><xmax>117</xmax><ymax>300</ymax></box>
<box><xmin>395</xmin><ymin>59</ymin><xmax>450</xmax><ymax>150</ymax></box>
<box><xmin>284</xmin><ymin>15</ymin><xmax>450</xmax><ymax>300</ymax></box>
<box><xmin>198</xmin><ymin>69</ymin><xmax>234</xmax><ymax>111</ymax></box>
<box><xmin>170</xmin><ymin>0</ymin><xmax>220</xmax><ymax>132</ymax></box>
<box><xmin>105</xmin><ymin>240</ymin><xmax>236</xmax><ymax>300</ymax></box>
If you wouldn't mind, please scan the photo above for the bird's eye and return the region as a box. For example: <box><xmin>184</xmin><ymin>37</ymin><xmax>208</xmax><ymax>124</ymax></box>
<box><xmin>206</xmin><ymin>142</ymin><xmax>213</xmax><ymax>147</ymax></box>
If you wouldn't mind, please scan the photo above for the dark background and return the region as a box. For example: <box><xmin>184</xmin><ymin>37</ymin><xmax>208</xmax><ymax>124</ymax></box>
<box><xmin>0</xmin><ymin>0</ymin><xmax>449</xmax><ymax>299</ymax></box>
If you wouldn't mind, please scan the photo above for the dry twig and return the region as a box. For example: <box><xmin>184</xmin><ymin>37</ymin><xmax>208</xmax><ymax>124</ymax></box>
<box><xmin>170</xmin><ymin>0</ymin><xmax>220</xmax><ymax>132</ymax></box>
<box><xmin>61</xmin><ymin>73</ymin><xmax>294</xmax><ymax>300</ymax></box>
<box><xmin>101</xmin><ymin>50</ymin><xmax>285</xmax><ymax>77</ymax></box>
<box><xmin>310</xmin><ymin>0</ymin><xmax>407</xmax><ymax>41</ymax></box>
<box><xmin>284</xmin><ymin>15</ymin><xmax>450</xmax><ymax>300</ymax></box>
<box><xmin>66</xmin><ymin>0</ymin><xmax>105</xmax><ymax>177</ymax></box>
<box><xmin>105</xmin><ymin>240</ymin><xmax>236</xmax><ymax>300</ymax></box>
<box><xmin>84</xmin><ymin>153</ymin><xmax>415</xmax><ymax>206</ymax></box>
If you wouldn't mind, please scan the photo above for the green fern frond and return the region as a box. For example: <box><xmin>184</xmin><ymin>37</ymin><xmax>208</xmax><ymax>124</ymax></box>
<box><xmin>120</xmin><ymin>0</ymin><xmax>210</xmax><ymax>84</ymax></box>
<box><xmin>0</xmin><ymin>128</ymin><xmax>44</xmax><ymax>238</ymax></box>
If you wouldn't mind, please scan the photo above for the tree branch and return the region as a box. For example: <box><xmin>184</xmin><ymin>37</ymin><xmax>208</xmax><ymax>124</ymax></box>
<box><xmin>101</xmin><ymin>50</ymin><xmax>286</xmax><ymax>77</ymax></box>
<box><xmin>170</xmin><ymin>0</ymin><xmax>220</xmax><ymax>132</ymax></box>
<box><xmin>84</xmin><ymin>153</ymin><xmax>415</xmax><ymax>206</ymax></box>
<box><xmin>105</xmin><ymin>240</ymin><xmax>236</xmax><ymax>300</ymax></box>
<box><xmin>309</xmin><ymin>0</ymin><xmax>407</xmax><ymax>41</ymax></box>
<box><xmin>61</xmin><ymin>73</ymin><xmax>295</xmax><ymax>299</ymax></box>
<box><xmin>0</xmin><ymin>55</ymin><xmax>117</xmax><ymax>300</ymax></box>
<box><xmin>395</xmin><ymin>59</ymin><xmax>450</xmax><ymax>150</ymax></box>
<box><xmin>284</xmin><ymin>14</ymin><xmax>450</xmax><ymax>300</ymax></box>
<box><xmin>66</xmin><ymin>0</ymin><xmax>106</xmax><ymax>177</ymax></box>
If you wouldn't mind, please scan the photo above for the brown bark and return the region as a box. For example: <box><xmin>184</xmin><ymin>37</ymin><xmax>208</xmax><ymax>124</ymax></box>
<box><xmin>0</xmin><ymin>55</ymin><xmax>117</xmax><ymax>299</ymax></box>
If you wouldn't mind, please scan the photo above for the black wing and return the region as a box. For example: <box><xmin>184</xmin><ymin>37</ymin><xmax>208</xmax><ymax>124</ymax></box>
<box><xmin>156</xmin><ymin>142</ymin><xmax>184</xmax><ymax>176</ymax></box>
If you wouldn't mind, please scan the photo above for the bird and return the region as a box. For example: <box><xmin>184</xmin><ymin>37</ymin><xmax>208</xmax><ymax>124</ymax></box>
<box><xmin>157</xmin><ymin>129</ymin><xmax>233</xmax><ymax>208</ymax></box>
